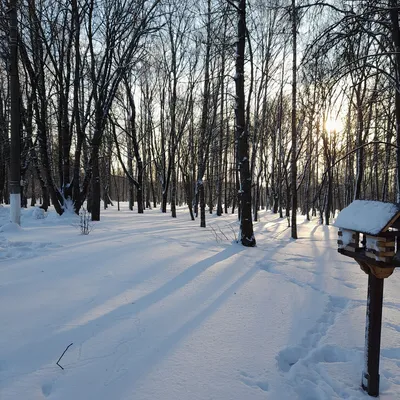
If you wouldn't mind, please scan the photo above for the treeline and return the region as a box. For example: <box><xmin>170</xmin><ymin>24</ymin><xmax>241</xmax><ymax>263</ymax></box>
<box><xmin>0</xmin><ymin>0</ymin><xmax>399</xmax><ymax>236</ymax></box>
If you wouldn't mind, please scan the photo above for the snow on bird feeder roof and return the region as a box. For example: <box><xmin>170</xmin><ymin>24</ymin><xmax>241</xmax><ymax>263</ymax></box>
<box><xmin>333</xmin><ymin>200</ymin><xmax>400</xmax><ymax>235</ymax></box>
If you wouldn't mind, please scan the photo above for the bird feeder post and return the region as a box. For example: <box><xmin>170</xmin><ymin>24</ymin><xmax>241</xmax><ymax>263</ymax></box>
<box><xmin>334</xmin><ymin>200</ymin><xmax>400</xmax><ymax>397</ymax></box>
<box><xmin>362</xmin><ymin>271</ymin><xmax>384</xmax><ymax>397</ymax></box>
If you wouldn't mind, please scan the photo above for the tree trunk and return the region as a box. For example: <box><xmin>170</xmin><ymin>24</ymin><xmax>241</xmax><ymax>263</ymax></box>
<box><xmin>91</xmin><ymin>141</ymin><xmax>101</xmax><ymax>221</ymax></box>
<box><xmin>217</xmin><ymin>17</ymin><xmax>227</xmax><ymax>217</ymax></box>
<box><xmin>290</xmin><ymin>0</ymin><xmax>298</xmax><ymax>239</ymax></box>
<box><xmin>389</xmin><ymin>0</ymin><xmax>400</xmax><ymax>202</ymax></box>
<box><xmin>354</xmin><ymin>89</ymin><xmax>364</xmax><ymax>200</ymax></box>
<box><xmin>9</xmin><ymin>0</ymin><xmax>21</xmax><ymax>224</ymax></box>
<box><xmin>196</xmin><ymin>0</ymin><xmax>211</xmax><ymax>228</ymax></box>
<box><xmin>235</xmin><ymin>0</ymin><xmax>255</xmax><ymax>246</ymax></box>
<box><xmin>137</xmin><ymin>160</ymin><xmax>144</xmax><ymax>214</ymax></box>
<box><xmin>127</xmin><ymin>131</ymin><xmax>134</xmax><ymax>211</ymax></box>
<box><xmin>171</xmin><ymin>163</ymin><xmax>177</xmax><ymax>218</ymax></box>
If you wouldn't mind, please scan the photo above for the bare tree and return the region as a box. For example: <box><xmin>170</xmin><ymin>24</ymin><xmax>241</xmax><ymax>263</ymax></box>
<box><xmin>234</xmin><ymin>0</ymin><xmax>256</xmax><ymax>246</ymax></box>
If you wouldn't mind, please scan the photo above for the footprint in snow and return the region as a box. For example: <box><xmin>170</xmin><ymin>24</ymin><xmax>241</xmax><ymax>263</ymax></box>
<box><xmin>239</xmin><ymin>371</ymin><xmax>269</xmax><ymax>392</ymax></box>
<box><xmin>343</xmin><ymin>282</ymin><xmax>357</xmax><ymax>289</ymax></box>
<box><xmin>277</xmin><ymin>344</ymin><xmax>358</xmax><ymax>373</ymax></box>
<box><xmin>276</xmin><ymin>345</ymin><xmax>307</xmax><ymax>372</ymax></box>
<box><xmin>41</xmin><ymin>382</ymin><xmax>53</xmax><ymax>397</ymax></box>
<box><xmin>332</xmin><ymin>276</ymin><xmax>357</xmax><ymax>289</ymax></box>
<box><xmin>381</xmin><ymin>347</ymin><xmax>400</xmax><ymax>360</ymax></box>
<box><xmin>386</xmin><ymin>322</ymin><xmax>400</xmax><ymax>333</ymax></box>
<box><xmin>286</xmin><ymin>256</ymin><xmax>313</xmax><ymax>262</ymax></box>
<box><xmin>308</xmin><ymin>344</ymin><xmax>357</xmax><ymax>363</ymax></box>
<box><xmin>276</xmin><ymin>295</ymin><xmax>349</xmax><ymax>372</ymax></box>
<box><xmin>295</xmin><ymin>265</ymin><xmax>320</xmax><ymax>275</ymax></box>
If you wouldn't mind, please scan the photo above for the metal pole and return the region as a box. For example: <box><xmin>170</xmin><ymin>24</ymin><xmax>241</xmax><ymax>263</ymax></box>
<box><xmin>362</xmin><ymin>272</ymin><xmax>384</xmax><ymax>397</ymax></box>
<box><xmin>9</xmin><ymin>0</ymin><xmax>21</xmax><ymax>225</ymax></box>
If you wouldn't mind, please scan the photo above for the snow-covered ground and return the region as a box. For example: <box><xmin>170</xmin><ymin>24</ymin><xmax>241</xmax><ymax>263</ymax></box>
<box><xmin>1</xmin><ymin>203</ymin><xmax>400</xmax><ymax>400</ymax></box>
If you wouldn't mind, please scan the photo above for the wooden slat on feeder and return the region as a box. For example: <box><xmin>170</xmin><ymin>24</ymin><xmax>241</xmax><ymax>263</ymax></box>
<box><xmin>337</xmin><ymin>228</ymin><xmax>359</xmax><ymax>251</ymax></box>
<box><xmin>338</xmin><ymin>248</ymin><xmax>400</xmax><ymax>268</ymax></box>
<box><xmin>366</xmin><ymin>248</ymin><xmax>395</xmax><ymax>257</ymax></box>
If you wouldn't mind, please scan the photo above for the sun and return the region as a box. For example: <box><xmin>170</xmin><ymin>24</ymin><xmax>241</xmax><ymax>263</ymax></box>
<box><xmin>325</xmin><ymin>118</ymin><xmax>344</xmax><ymax>133</ymax></box>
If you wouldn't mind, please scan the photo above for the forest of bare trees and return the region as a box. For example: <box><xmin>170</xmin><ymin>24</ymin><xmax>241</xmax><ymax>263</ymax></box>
<box><xmin>1</xmin><ymin>0</ymin><xmax>400</xmax><ymax>245</ymax></box>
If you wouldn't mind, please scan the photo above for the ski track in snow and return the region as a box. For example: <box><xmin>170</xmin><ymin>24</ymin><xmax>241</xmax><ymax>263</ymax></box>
<box><xmin>1</xmin><ymin>204</ymin><xmax>400</xmax><ymax>399</ymax></box>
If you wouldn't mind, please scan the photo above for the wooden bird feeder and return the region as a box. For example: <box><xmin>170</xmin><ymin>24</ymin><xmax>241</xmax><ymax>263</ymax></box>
<box><xmin>334</xmin><ymin>200</ymin><xmax>400</xmax><ymax>397</ymax></box>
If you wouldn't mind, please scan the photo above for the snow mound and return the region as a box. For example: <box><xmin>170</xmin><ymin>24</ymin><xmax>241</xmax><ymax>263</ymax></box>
<box><xmin>0</xmin><ymin>239</ymin><xmax>61</xmax><ymax>260</ymax></box>
<box><xmin>32</xmin><ymin>207</ymin><xmax>46</xmax><ymax>219</ymax></box>
<box><xmin>0</xmin><ymin>222</ymin><xmax>22</xmax><ymax>233</ymax></box>
<box><xmin>334</xmin><ymin>200</ymin><xmax>400</xmax><ymax>235</ymax></box>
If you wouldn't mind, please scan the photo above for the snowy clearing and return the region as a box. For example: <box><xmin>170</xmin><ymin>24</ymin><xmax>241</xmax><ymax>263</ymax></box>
<box><xmin>1</xmin><ymin>204</ymin><xmax>400</xmax><ymax>399</ymax></box>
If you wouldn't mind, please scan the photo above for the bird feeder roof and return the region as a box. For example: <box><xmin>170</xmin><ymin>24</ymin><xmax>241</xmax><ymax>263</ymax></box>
<box><xmin>333</xmin><ymin>200</ymin><xmax>400</xmax><ymax>235</ymax></box>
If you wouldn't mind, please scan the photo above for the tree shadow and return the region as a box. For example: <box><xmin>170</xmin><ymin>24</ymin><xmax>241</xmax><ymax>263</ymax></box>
<box><xmin>1</xmin><ymin>245</ymin><xmax>245</xmax><ymax>382</ymax></box>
